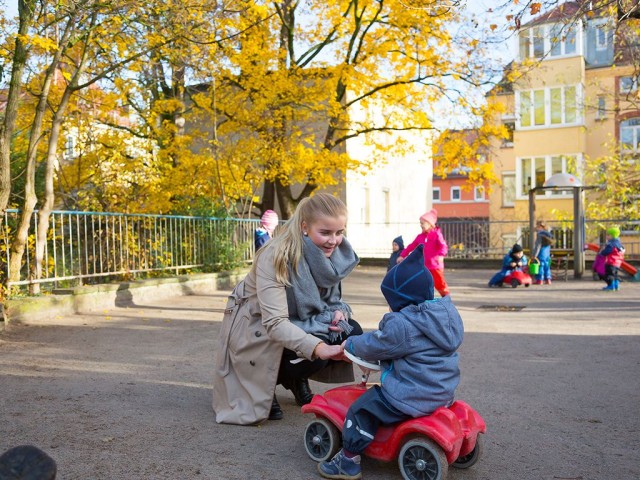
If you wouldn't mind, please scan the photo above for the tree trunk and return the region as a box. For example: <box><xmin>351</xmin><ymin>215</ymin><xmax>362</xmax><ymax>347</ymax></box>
<box><xmin>31</xmin><ymin>89</ymin><xmax>74</xmax><ymax>294</ymax></box>
<box><xmin>8</xmin><ymin>14</ymin><xmax>72</xmax><ymax>292</ymax></box>
<box><xmin>0</xmin><ymin>0</ymin><xmax>36</xmax><ymax>214</ymax></box>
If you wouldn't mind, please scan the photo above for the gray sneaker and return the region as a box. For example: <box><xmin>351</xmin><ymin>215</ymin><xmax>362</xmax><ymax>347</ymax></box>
<box><xmin>317</xmin><ymin>449</ymin><xmax>361</xmax><ymax>480</ymax></box>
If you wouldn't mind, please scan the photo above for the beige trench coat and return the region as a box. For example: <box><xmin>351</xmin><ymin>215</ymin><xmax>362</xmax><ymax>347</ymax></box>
<box><xmin>212</xmin><ymin>244</ymin><xmax>354</xmax><ymax>425</ymax></box>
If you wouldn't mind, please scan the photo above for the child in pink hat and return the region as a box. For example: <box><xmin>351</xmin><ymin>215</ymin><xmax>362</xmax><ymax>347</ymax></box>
<box><xmin>255</xmin><ymin>210</ymin><xmax>279</xmax><ymax>250</ymax></box>
<box><xmin>397</xmin><ymin>208</ymin><xmax>450</xmax><ymax>296</ymax></box>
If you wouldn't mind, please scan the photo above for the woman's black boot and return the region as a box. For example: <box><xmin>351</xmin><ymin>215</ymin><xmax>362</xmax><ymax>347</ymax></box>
<box><xmin>287</xmin><ymin>378</ymin><xmax>314</xmax><ymax>406</ymax></box>
<box><xmin>269</xmin><ymin>395</ymin><xmax>284</xmax><ymax>420</ymax></box>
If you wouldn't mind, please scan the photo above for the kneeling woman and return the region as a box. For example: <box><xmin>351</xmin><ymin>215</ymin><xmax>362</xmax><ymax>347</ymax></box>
<box><xmin>212</xmin><ymin>193</ymin><xmax>361</xmax><ymax>425</ymax></box>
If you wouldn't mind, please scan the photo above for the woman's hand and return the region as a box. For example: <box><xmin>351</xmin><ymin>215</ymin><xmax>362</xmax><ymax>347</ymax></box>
<box><xmin>396</xmin><ymin>256</ymin><xmax>405</xmax><ymax>264</ymax></box>
<box><xmin>329</xmin><ymin>310</ymin><xmax>346</xmax><ymax>332</ymax></box>
<box><xmin>313</xmin><ymin>342</ymin><xmax>344</xmax><ymax>360</ymax></box>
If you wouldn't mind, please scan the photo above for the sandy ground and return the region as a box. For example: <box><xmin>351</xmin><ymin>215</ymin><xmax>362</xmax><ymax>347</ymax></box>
<box><xmin>1</xmin><ymin>266</ymin><xmax>639</xmax><ymax>480</ymax></box>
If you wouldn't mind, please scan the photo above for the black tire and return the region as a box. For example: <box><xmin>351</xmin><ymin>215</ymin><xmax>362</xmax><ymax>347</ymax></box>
<box><xmin>303</xmin><ymin>418</ymin><xmax>341</xmax><ymax>463</ymax></box>
<box><xmin>452</xmin><ymin>435</ymin><xmax>484</xmax><ymax>469</ymax></box>
<box><xmin>398</xmin><ymin>437</ymin><xmax>448</xmax><ymax>480</ymax></box>
<box><xmin>510</xmin><ymin>279</ymin><xmax>519</xmax><ymax>288</ymax></box>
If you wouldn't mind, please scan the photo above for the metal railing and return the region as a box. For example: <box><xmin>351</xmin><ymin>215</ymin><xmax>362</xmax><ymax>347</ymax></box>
<box><xmin>1</xmin><ymin>209</ymin><xmax>260</xmax><ymax>292</ymax></box>
<box><xmin>346</xmin><ymin>218</ymin><xmax>640</xmax><ymax>259</ymax></box>
<box><xmin>1</xmin><ymin>209</ymin><xmax>638</xmax><ymax>295</ymax></box>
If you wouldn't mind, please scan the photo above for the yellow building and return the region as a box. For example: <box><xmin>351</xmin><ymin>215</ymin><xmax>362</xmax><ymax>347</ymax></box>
<box><xmin>487</xmin><ymin>1</ymin><xmax>638</xmax><ymax>249</ymax></box>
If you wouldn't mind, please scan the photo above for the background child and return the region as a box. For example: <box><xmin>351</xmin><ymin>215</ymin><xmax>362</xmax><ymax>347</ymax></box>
<box><xmin>318</xmin><ymin>245</ymin><xmax>463</xmax><ymax>480</ymax></box>
<box><xmin>398</xmin><ymin>208</ymin><xmax>450</xmax><ymax>296</ymax></box>
<box><xmin>532</xmin><ymin>221</ymin><xmax>554</xmax><ymax>285</ymax></box>
<box><xmin>254</xmin><ymin>209</ymin><xmax>279</xmax><ymax>251</ymax></box>
<box><xmin>600</xmin><ymin>227</ymin><xmax>625</xmax><ymax>291</ymax></box>
<box><xmin>488</xmin><ymin>243</ymin><xmax>528</xmax><ymax>287</ymax></box>
<box><xmin>387</xmin><ymin>235</ymin><xmax>404</xmax><ymax>271</ymax></box>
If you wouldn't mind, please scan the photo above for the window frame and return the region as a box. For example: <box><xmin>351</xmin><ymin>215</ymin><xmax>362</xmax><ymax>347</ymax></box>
<box><xmin>450</xmin><ymin>186</ymin><xmax>461</xmax><ymax>202</ymax></box>
<box><xmin>516</xmin><ymin>154</ymin><xmax>580</xmax><ymax>199</ymax></box>
<box><xmin>502</xmin><ymin>172</ymin><xmax>516</xmax><ymax>208</ymax></box>
<box><xmin>432</xmin><ymin>187</ymin><xmax>441</xmax><ymax>203</ymax></box>
<box><xmin>519</xmin><ymin>22</ymin><xmax>580</xmax><ymax>60</ymax></box>
<box><xmin>620</xmin><ymin>117</ymin><xmax>640</xmax><ymax>153</ymax></box>
<box><xmin>516</xmin><ymin>84</ymin><xmax>583</xmax><ymax>129</ymax></box>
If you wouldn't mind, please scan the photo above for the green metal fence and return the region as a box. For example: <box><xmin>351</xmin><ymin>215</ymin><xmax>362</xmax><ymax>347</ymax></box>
<box><xmin>1</xmin><ymin>209</ymin><xmax>259</xmax><ymax>292</ymax></box>
<box><xmin>1</xmin><ymin>209</ymin><xmax>638</xmax><ymax>295</ymax></box>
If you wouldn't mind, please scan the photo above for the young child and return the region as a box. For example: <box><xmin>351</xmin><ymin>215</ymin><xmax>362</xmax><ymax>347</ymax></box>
<box><xmin>398</xmin><ymin>208</ymin><xmax>450</xmax><ymax>296</ymax></box>
<box><xmin>387</xmin><ymin>235</ymin><xmax>404</xmax><ymax>271</ymax></box>
<box><xmin>488</xmin><ymin>243</ymin><xmax>528</xmax><ymax>287</ymax></box>
<box><xmin>600</xmin><ymin>227</ymin><xmax>625</xmax><ymax>291</ymax></box>
<box><xmin>254</xmin><ymin>209</ymin><xmax>279</xmax><ymax>251</ymax></box>
<box><xmin>532</xmin><ymin>221</ymin><xmax>554</xmax><ymax>285</ymax></box>
<box><xmin>318</xmin><ymin>244</ymin><xmax>463</xmax><ymax>480</ymax></box>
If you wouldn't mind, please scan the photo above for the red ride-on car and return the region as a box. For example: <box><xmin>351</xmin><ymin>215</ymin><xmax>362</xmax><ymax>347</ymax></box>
<box><xmin>301</xmin><ymin>355</ymin><xmax>486</xmax><ymax>480</ymax></box>
<box><xmin>502</xmin><ymin>269</ymin><xmax>533</xmax><ymax>288</ymax></box>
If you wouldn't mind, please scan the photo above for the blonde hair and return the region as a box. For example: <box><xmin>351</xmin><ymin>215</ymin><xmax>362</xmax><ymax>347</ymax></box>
<box><xmin>256</xmin><ymin>193</ymin><xmax>348</xmax><ymax>285</ymax></box>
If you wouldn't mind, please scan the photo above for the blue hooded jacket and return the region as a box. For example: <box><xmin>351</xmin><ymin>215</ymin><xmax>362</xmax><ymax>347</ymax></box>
<box><xmin>345</xmin><ymin>246</ymin><xmax>463</xmax><ymax>416</ymax></box>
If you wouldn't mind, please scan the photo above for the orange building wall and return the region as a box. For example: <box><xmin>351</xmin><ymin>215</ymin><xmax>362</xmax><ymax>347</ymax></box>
<box><xmin>432</xmin><ymin>177</ymin><xmax>490</xmax><ymax>219</ymax></box>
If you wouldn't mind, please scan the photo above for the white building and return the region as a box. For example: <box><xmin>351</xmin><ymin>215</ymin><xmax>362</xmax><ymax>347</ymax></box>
<box><xmin>344</xmin><ymin>97</ymin><xmax>433</xmax><ymax>258</ymax></box>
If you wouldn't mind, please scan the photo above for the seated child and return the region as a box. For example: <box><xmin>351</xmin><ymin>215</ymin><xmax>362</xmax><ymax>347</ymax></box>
<box><xmin>317</xmin><ymin>244</ymin><xmax>463</xmax><ymax>480</ymax></box>
<box><xmin>387</xmin><ymin>235</ymin><xmax>404</xmax><ymax>271</ymax></box>
<box><xmin>488</xmin><ymin>243</ymin><xmax>528</xmax><ymax>287</ymax></box>
<box><xmin>600</xmin><ymin>227</ymin><xmax>625</xmax><ymax>291</ymax></box>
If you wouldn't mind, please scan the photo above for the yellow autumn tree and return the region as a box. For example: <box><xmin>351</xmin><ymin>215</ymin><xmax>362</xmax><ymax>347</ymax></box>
<box><xmin>185</xmin><ymin>0</ymin><xmax>503</xmax><ymax>217</ymax></box>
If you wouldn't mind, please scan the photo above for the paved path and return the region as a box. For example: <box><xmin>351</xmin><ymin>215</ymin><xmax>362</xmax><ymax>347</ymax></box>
<box><xmin>1</xmin><ymin>267</ymin><xmax>639</xmax><ymax>479</ymax></box>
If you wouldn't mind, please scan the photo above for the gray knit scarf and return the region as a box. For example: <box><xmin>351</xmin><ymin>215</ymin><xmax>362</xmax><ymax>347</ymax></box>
<box><xmin>286</xmin><ymin>236</ymin><xmax>359</xmax><ymax>342</ymax></box>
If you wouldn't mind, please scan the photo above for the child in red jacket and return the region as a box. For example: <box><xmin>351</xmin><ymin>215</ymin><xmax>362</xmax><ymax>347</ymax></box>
<box><xmin>600</xmin><ymin>227</ymin><xmax>625</xmax><ymax>291</ymax></box>
<box><xmin>397</xmin><ymin>208</ymin><xmax>449</xmax><ymax>296</ymax></box>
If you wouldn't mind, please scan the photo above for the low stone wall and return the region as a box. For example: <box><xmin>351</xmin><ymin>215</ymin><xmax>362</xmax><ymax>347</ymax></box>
<box><xmin>3</xmin><ymin>269</ymin><xmax>249</xmax><ymax>327</ymax></box>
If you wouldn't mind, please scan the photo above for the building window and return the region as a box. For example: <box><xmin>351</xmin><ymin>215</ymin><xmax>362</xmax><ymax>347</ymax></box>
<box><xmin>520</xmin><ymin>23</ymin><xmax>578</xmax><ymax>60</ymax></box>
<box><xmin>596</xmin><ymin>95</ymin><xmax>607</xmax><ymax>120</ymax></box>
<box><xmin>383</xmin><ymin>189</ymin><xmax>390</xmax><ymax>224</ymax></box>
<box><xmin>620</xmin><ymin>76</ymin><xmax>638</xmax><ymax>94</ymax></box>
<box><xmin>502</xmin><ymin>173</ymin><xmax>515</xmax><ymax>207</ymax></box>
<box><xmin>474</xmin><ymin>186</ymin><xmax>485</xmax><ymax>201</ymax></box>
<box><xmin>432</xmin><ymin>188</ymin><xmax>441</xmax><ymax>203</ymax></box>
<box><xmin>595</xmin><ymin>23</ymin><xmax>609</xmax><ymax>51</ymax></box>
<box><xmin>517</xmin><ymin>85</ymin><xmax>582</xmax><ymax>129</ymax></box>
<box><xmin>65</xmin><ymin>136</ymin><xmax>76</xmax><ymax>159</ymax></box>
<box><xmin>451</xmin><ymin>187</ymin><xmax>461</xmax><ymax>202</ymax></box>
<box><xmin>517</xmin><ymin>154</ymin><xmax>578</xmax><ymax>198</ymax></box>
<box><xmin>621</xmin><ymin>118</ymin><xmax>640</xmax><ymax>153</ymax></box>
<box><xmin>502</xmin><ymin>121</ymin><xmax>515</xmax><ymax>147</ymax></box>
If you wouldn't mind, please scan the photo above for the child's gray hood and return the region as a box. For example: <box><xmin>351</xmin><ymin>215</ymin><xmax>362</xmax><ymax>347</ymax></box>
<box><xmin>401</xmin><ymin>295</ymin><xmax>463</xmax><ymax>352</ymax></box>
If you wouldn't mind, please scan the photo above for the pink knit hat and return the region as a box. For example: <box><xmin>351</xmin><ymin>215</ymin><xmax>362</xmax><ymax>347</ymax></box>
<box><xmin>419</xmin><ymin>208</ymin><xmax>438</xmax><ymax>227</ymax></box>
<box><xmin>260</xmin><ymin>210</ymin><xmax>279</xmax><ymax>231</ymax></box>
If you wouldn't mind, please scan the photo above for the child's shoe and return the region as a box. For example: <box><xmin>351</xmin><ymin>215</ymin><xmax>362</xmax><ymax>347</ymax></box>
<box><xmin>533</xmin><ymin>280</ymin><xmax>542</xmax><ymax>285</ymax></box>
<box><xmin>544</xmin><ymin>279</ymin><xmax>552</xmax><ymax>285</ymax></box>
<box><xmin>602</xmin><ymin>284</ymin><xmax>615</xmax><ymax>291</ymax></box>
<box><xmin>318</xmin><ymin>450</ymin><xmax>361</xmax><ymax>480</ymax></box>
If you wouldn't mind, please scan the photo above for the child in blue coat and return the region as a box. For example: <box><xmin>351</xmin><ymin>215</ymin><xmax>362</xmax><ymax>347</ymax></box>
<box><xmin>317</xmin><ymin>245</ymin><xmax>464</xmax><ymax>480</ymax></box>
<box><xmin>488</xmin><ymin>243</ymin><xmax>528</xmax><ymax>287</ymax></box>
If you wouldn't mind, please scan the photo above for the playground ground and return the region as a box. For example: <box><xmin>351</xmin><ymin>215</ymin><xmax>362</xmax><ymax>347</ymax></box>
<box><xmin>1</xmin><ymin>266</ymin><xmax>639</xmax><ymax>480</ymax></box>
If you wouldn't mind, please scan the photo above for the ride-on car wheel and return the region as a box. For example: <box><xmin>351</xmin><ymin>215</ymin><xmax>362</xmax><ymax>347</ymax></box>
<box><xmin>398</xmin><ymin>437</ymin><xmax>448</xmax><ymax>480</ymax></box>
<box><xmin>452</xmin><ymin>434</ymin><xmax>484</xmax><ymax>469</ymax></box>
<box><xmin>303</xmin><ymin>418</ymin><xmax>341</xmax><ymax>462</ymax></box>
<box><xmin>510</xmin><ymin>278</ymin><xmax>519</xmax><ymax>288</ymax></box>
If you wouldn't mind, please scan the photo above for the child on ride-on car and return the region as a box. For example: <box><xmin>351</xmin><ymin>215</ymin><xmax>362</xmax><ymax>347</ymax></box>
<box><xmin>488</xmin><ymin>243</ymin><xmax>529</xmax><ymax>287</ymax></box>
<box><xmin>317</xmin><ymin>244</ymin><xmax>464</xmax><ymax>480</ymax></box>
